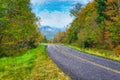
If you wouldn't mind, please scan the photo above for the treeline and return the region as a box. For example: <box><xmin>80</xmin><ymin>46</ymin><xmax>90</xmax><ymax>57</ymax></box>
<box><xmin>54</xmin><ymin>0</ymin><xmax>120</xmax><ymax>56</ymax></box>
<box><xmin>0</xmin><ymin>0</ymin><xmax>44</xmax><ymax>57</ymax></box>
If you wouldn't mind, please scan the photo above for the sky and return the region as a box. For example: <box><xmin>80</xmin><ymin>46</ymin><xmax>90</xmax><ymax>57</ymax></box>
<box><xmin>30</xmin><ymin>0</ymin><xmax>93</xmax><ymax>28</ymax></box>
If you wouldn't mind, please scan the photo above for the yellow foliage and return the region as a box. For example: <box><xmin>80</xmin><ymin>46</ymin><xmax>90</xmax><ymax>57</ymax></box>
<box><xmin>106</xmin><ymin>0</ymin><xmax>113</xmax><ymax>3</ymax></box>
<box><xmin>114</xmin><ymin>45</ymin><xmax>120</xmax><ymax>57</ymax></box>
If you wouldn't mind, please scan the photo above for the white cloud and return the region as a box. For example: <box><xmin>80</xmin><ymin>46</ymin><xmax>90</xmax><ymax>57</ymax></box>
<box><xmin>30</xmin><ymin>0</ymin><xmax>93</xmax><ymax>28</ymax></box>
<box><xmin>30</xmin><ymin>0</ymin><xmax>48</xmax><ymax>5</ymax></box>
<box><xmin>82</xmin><ymin>0</ymin><xmax>93</xmax><ymax>4</ymax></box>
<box><xmin>38</xmin><ymin>10</ymin><xmax>74</xmax><ymax>28</ymax></box>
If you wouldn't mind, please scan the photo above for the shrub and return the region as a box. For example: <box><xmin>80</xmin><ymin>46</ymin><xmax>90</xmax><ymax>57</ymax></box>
<box><xmin>114</xmin><ymin>45</ymin><xmax>120</xmax><ymax>57</ymax></box>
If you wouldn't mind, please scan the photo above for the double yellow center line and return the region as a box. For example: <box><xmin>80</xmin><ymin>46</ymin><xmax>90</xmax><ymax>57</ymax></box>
<box><xmin>55</xmin><ymin>45</ymin><xmax>120</xmax><ymax>74</ymax></box>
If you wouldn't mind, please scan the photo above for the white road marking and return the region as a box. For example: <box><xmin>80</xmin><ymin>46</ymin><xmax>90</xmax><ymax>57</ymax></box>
<box><xmin>55</xmin><ymin>45</ymin><xmax>120</xmax><ymax>74</ymax></box>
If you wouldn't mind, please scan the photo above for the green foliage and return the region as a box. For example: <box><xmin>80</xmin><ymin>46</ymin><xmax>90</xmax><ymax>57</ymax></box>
<box><xmin>53</xmin><ymin>32</ymin><xmax>66</xmax><ymax>43</ymax></box>
<box><xmin>103</xmin><ymin>0</ymin><xmax>120</xmax><ymax>48</ymax></box>
<box><xmin>65</xmin><ymin>16</ymin><xmax>84</xmax><ymax>44</ymax></box>
<box><xmin>0</xmin><ymin>0</ymin><xmax>44</xmax><ymax>57</ymax></box>
<box><xmin>63</xmin><ymin>0</ymin><xmax>120</xmax><ymax>56</ymax></box>
<box><xmin>65</xmin><ymin>2</ymin><xmax>101</xmax><ymax>48</ymax></box>
<box><xmin>95</xmin><ymin>0</ymin><xmax>106</xmax><ymax>23</ymax></box>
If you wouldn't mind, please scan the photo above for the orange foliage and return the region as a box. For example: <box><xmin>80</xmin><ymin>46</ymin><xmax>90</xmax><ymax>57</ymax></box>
<box><xmin>104</xmin><ymin>31</ymin><xmax>110</xmax><ymax>37</ymax></box>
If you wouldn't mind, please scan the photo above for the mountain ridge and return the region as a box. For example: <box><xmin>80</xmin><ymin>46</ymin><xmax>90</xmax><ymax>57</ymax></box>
<box><xmin>39</xmin><ymin>26</ymin><xmax>66</xmax><ymax>40</ymax></box>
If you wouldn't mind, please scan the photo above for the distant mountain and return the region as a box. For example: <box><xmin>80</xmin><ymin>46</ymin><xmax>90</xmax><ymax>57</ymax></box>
<box><xmin>39</xmin><ymin>26</ymin><xmax>66</xmax><ymax>40</ymax></box>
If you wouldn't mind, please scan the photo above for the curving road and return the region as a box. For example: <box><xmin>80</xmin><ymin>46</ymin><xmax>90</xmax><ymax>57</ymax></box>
<box><xmin>47</xmin><ymin>44</ymin><xmax>120</xmax><ymax>80</ymax></box>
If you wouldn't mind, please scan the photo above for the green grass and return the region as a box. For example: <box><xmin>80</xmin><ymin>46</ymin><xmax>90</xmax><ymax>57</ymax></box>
<box><xmin>0</xmin><ymin>45</ymin><xmax>70</xmax><ymax>80</ymax></box>
<box><xmin>67</xmin><ymin>45</ymin><xmax>120</xmax><ymax>62</ymax></box>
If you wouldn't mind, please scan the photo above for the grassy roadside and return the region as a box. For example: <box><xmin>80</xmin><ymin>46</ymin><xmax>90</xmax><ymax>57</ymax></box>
<box><xmin>67</xmin><ymin>45</ymin><xmax>120</xmax><ymax>62</ymax></box>
<box><xmin>0</xmin><ymin>45</ymin><xmax>70</xmax><ymax>80</ymax></box>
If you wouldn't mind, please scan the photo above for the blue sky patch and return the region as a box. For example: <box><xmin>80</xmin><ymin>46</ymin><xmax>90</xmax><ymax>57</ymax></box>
<box><xmin>30</xmin><ymin>0</ymin><xmax>92</xmax><ymax>28</ymax></box>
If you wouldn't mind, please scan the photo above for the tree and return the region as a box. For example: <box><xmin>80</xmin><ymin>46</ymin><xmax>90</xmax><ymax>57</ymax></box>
<box><xmin>103</xmin><ymin>0</ymin><xmax>120</xmax><ymax>48</ymax></box>
<box><xmin>95</xmin><ymin>0</ymin><xmax>106</xmax><ymax>23</ymax></box>
<box><xmin>0</xmin><ymin>0</ymin><xmax>44</xmax><ymax>57</ymax></box>
<box><xmin>70</xmin><ymin>3</ymin><xmax>83</xmax><ymax>17</ymax></box>
<box><xmin>65</xmin><ymin>2</ymin><xmax>101</xmax><ymax>48</ymax></box>
<box><xmin>53</xmin><ymin>32</ymin><xmax>66</xmax><ymax>43</ymax></box>
<box><xmin>63</xmin><ymin>0</ymin><xmax>120</xmax><ymax>56</ymax></box>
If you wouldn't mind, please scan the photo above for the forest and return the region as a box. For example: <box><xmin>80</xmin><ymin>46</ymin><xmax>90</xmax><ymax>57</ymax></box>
<box><xmin>0</xmin><ymin>0</ymin><xmax>45</xmax><ymax>57</ymax></box>
<box><xmin>0</xmin><ymin>0</ymin><xmax>120</xmax><ymax>79</ymax></box>
<box><xmin>0</xmin><ymin>1</ymin><xmax>69</xmax><ymax>79</ymax></box>
<box><xmin>0</xmin><ymin>0</ymin><xmax>120</xmax><ymax>57</ymax></box>
<box><xmin>54</xmin><ymin>0</ymin><xmax>120</xmax><ymax>57</ymax></box>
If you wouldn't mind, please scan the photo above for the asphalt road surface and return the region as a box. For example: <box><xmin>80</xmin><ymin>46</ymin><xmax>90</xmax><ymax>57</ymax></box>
<box><xmin>47</xmin><ymin>44</ymin><xmax>120</xmax><ymax>80</ymax></box>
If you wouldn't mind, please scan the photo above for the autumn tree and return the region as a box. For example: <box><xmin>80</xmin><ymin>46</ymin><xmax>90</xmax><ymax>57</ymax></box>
<box><xmin>103</xmin><ymin>0</ymin><xmax>120</xmax><ymax>49</ymax></box>
<box><xmin>54</xmin><ymin>32</ymin><xmax>66</xmax><ymax>43</ymax></box>
<box><xmin>65</xmin><ymin>2</ymin><xmax>101</xmax><ymax>47</ymax></box>
<box><xmin>0</xmin><ymin>0</ymin><xmax>44</xmax><ymax>57</ymax></box>
<box><xmin>63</xmin><ymin>0</ymin><xmax>120</xmax><ymax>56</ymax></box>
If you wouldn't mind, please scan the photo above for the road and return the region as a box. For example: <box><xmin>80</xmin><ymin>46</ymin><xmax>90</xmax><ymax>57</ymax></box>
<box><xmin>47</xmin><ymin>44</ymin><xmax>120</xmax><ymax>80</ymax></box>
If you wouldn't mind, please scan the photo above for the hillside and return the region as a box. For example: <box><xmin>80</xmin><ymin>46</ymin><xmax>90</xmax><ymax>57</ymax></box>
<box><xmin>54</xmin><ymin>0</ymin><xmax>120</xmax><ymax>58</ymax></box>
